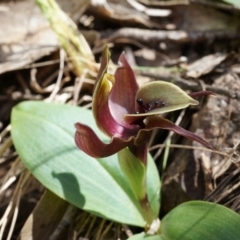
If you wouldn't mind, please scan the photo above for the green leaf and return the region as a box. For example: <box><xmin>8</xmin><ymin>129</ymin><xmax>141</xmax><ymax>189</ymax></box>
<box><xmin>145</xmin><ymin>153</ymin><xmax>161</xmax><ymax>216</ymax></box>
<box><xmin>128</xmin><ymin>233</ymin><xmax>163</xmax><ymax>240</ymax></box>
<box><xmin>220</xmin><ymin>0</ymin><xmax>240</xmax><ymax>8</ymax></box>
<box><xmin>160</xmin><ymin>201</ymin><xmax>240</xmax><ymax>240</ymax></box>
<box><xmin>11</xmin><ymin>101</ymin><xmax>160</xmax><ymax>226</ymax></box>
<box><xmin>118</xmin><ymin>147</ymin><xmax>158</xmax><ymax>224</ymax></box>
<box><xmin>118</xmin><ymin>148</ymin><xmax>147</xmax><ymax>201</ymax></box>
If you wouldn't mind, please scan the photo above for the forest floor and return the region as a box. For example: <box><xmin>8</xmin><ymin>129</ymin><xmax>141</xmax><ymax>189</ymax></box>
<box><xmin>1</xmin><ymin>0</ymin><xmax>240</xmax><ymax>239</ymax></box>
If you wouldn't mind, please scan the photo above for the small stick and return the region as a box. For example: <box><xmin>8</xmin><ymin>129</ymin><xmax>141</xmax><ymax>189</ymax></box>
<box><xmin>101</xmin><ymin>28</ymin><xmax>240</xmax><ymax>44</ymax></box>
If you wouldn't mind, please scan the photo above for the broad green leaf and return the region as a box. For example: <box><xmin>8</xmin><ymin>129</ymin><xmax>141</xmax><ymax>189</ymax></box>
<box><xmin>11</xmin><ymin>101</ymin><xmax>160</xmax><ymax>226</ymax></box>
<box><xmin>220</xmin><ymin>0</ymin><xmax>240</xmax><ymax>8</ymax></box>
<box><xmin>160</xmin><ymin>201</ymin><xmax>240</xmax><ymax>240</ymax></box>
<box><xmin>128</xmin><ymin>233</ymin><xmax>163</xmax><ymax>240</ymax></box>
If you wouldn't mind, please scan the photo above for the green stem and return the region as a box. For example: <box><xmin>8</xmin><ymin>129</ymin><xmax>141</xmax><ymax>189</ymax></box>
<box><xmin>139</xmin><ymin>194</ymin><xmax>156</xmax><ymax>226</ymax></box>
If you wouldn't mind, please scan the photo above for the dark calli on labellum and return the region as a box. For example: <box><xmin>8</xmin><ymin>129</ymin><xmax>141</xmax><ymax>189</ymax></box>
<box><xmin>74</xmin><ymin>46</ymin><xmax>213</xmax><ymax>165</ymax></box>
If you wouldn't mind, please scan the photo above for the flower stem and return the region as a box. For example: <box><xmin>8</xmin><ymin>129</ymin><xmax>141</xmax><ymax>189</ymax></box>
<box><xmin>139</xmin><ymin>194</ymin><xmax>157</xmax><ymax>227</ymax></box>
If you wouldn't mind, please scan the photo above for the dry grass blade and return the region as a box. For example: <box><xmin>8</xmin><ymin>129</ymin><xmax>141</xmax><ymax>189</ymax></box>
<box><xmin>35</xmin><ymin>0</ymin><xmax>97</xmax><ymax>77</ymax></box>
<box><xmin>0</xmin><ymin>169</ymin><xmax>31</xmax><ymax>240</ymax></box>
<box><xmin>149</xmin><ymin>144</ymin><xmax>233</xmax><ymax>160</ymax></box>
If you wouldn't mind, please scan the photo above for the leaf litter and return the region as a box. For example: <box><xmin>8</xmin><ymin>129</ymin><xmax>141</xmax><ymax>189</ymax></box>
<box><xmin>1</xmin><ymin>0</ymin><xmax>240</xmax><ymax>239</ymax></box>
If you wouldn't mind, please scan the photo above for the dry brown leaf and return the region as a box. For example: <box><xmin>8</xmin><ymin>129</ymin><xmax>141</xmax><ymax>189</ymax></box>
<box><xmin>0</xmin><ymin>0</ymin><xmax>90</xmax><ymax>74</ymax></box>
<box><xmin>89</xmin><ymin>0</ymin><xmax>160</xmax><ymax>28</ymax></box>
<box><xmin>186</xmin><ymin>53</ymin><xmax>227</xmax><ymax>78</ymax></box>
<box><xmin>178</xmin><ymin>3</ymin><xmax>240</xmax><ymax>32</ymax></box>
<box><xmin>20</xmin><ymin>190</ymin><xmax>69</xmax><ymax>240</ymax></box>
<box><xmin>0</xmin><ymin>1</ymin><xmax>58</xmax><ymax>74</ymax></box>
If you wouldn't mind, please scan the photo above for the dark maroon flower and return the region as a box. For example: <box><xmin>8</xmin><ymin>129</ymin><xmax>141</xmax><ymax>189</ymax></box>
<box><xmin>75</xmin><ymin>47</ymin><xmax>213</xmax><ymax>164</ymax></box>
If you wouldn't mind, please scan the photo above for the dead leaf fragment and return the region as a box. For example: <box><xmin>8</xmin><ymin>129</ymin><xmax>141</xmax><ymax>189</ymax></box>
<box><xmin>186</xmin><ymin>53</ymin><xmax>227</xmax><ymax>78</ymax></box>
<box><xmin>0</xmin><ymin>0</ymin><xmax>90</xmax><ymax>74</ymax></box>
<box><xmin>0</xmin><ymin>1</ymin><xmax>59</xmax><ymax>74</ymax></box>
<box><xmin>20</xmin><ymin>190</ymin><xmax>69</xmax><ymax>240</ymax></box>
<box><xmin>89</xmin><ymin>0</ymin><xmax>159</xmax><ymax>28</ymax></box>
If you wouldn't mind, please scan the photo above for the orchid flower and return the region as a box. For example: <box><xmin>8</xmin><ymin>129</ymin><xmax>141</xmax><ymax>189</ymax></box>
<box><xmin>74</xmin><ymin>47</ymin><xmax>213</xmax><ymax>165</ymax></box>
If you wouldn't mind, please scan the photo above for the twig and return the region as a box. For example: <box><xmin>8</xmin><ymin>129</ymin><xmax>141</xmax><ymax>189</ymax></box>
<box><xmin>101</xmin><ymin>28</ymin><xmax>240</xmax><ymax>44</ymax></box>
<box><xmin>139</xmin><ymin>0</ymin><xmax>189</xmax><ymax>6</ymax></box>
<box><xmin>0</xmin><ymin>125</ymin><xmax>11</xmax><ymax>141</ymax></box>
<box><xmin>46</xmin><ymin>48</ymin><xmax>65</xmax><ymax>102</ymax></box>
<box><xmin>191</xmin><ymin>0</ymin><xmax>240</xmax><ymax>12</ymax></box>
<box><xmin>121</xmin><ymin>224</ymin><xmax>133</xmax><ymax>238</ymax></box>
<box><xmin>16</xmin><ymin>73</ymin><xmax>31</xmax><ymax>95</ymax></box>
<box><xmin>30</xmin><ymin>68</ymin><xmax>55</xmax><ymax>93</ymax></box>
<box><xmin>149</xmin><ymin>143</ymin><xmax>231</xmax><ymax>159</ymax></box>
<box><xmin>205</xmin><ymin>168</ymin><xmax>240</xmax><ymax>202</ymax></box>
<box><xmin>76</xmin><ymin>212</ymin><xmax>92</xmax><ymax>235</ymax></box>
<box><xmin>99</xmin><ymin>221</ymin><xmax>114</xmax><ymax>239</ymax></box>
<box><xmin>0</xmin><ymin>137</ymin><xmax>12</xmax><ymax>159</ymax></box>
<box><xmin>84</xmin><ymin>215</ymin><xmax>97</xmax><ymax>239</ymax></box>
<box><xmin>72</xmin><ymin>69</ymin><xmax>88</xmax><ymax>106</ymax></box>
<box><xmin>0</xmin><ymin>170</ymin><xmax>31</xmax><ymax>240</ymax></box>
<box><xmin>21</xmin><ymin>56</ymin><xmax>98</xmax><ymax>72</ymax></box>
<box><xmin>6</xmin><ymin>178</ymin><xmax>21</xmax><ymax>240</ymax></box>
<box><xmin>95</xmin><ymin>218</ymin><xmax>106</xmax><ymax>240</ymax></box>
